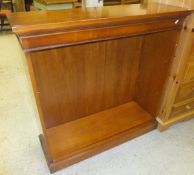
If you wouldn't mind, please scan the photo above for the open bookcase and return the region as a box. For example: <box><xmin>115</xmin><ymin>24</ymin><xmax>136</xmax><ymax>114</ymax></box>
<box><xmin>8</xmin><ymin>3</ymin><xmax>192</xmax><ymax>173</ymax></box>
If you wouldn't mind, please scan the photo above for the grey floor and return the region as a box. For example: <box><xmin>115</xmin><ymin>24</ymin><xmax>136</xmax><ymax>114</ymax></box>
<box><xmin>0</xmin><ymin>33</ymin><xmax>194</xmax><ymax>175</ymax></box>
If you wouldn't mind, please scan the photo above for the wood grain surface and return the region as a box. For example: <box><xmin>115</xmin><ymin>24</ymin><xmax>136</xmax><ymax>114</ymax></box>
<box><xmin>29</xmin><ymin>37</ymin><xmax>142</xmax><ymax>128</ymax></box>
<box><xmin>9</xmin><ymin>3</ymin><xmax>192</xmax><ymax>172</ymax></box>
<box><xmin>8</xmin><ymin>3</ymin><xmax>192</xmax><ymax>35</ymax></box>
<box><xmin>135</xmin><ymin>30</ymin><xmax>179</xmax><ymax>116</ymax></box>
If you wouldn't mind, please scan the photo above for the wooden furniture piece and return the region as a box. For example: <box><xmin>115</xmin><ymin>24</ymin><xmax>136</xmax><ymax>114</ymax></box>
<box><xmin>104</xmin><ymin>0</ymin><xmax>141</xmax><ymax>6</ymax></box>
<box><xmin>34</xmin><ymin>0</ymin><xmax>77</xmax><ymax>10</ymax></box>
<box><xmin>74</xmin><ymin>0</ymin><xmax>81</xmax><ymax>8</ymax></box>
<box><xmin>8</xmin><ymin>3</ymin><xmax>192</xmax><ymax>173</ymax></box>
<box><xmin>1</xmin><ymin>0</ymin><xmax>14</xmax><ymax>12</ymax></box>
<box><xmin>149</xmin><ymin>0</ymin><xmax>194</xmax><ymax>131</ymax></box>
<box><xmin>0</xmin><ymin>0</ymin><xmax>11</xmax><ymax>30</ymax></box>
<box><xmin>157</xmin><ymin>15</ymin><xmax>194</xmax><ymax>131</ymax></box>
<box><xmin>14</xmin><ymin>0</ymin><xmax>25</xmax><ymax>11</ymax></box>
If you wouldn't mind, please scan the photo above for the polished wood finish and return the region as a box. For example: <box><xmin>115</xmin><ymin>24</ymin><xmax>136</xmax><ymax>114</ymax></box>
<box><xmin>46</xmin><ymin>102</ymin><xmax>154</xmax><ymax>162</ymax></box>
<box><xmin>18</xmin><ymin>18</ymin><xmax>183</xmax><ymax>52</ymax></box>
<box><xmin>40</xmin><ymin>115</ymin><xmax>156</xmax><ymax>173</ymax></box>
<box><xmin>28</xmin><ymin>37</ymin><xmax>141</xmax><ymax>128</ymax></box>
<box><xmin>8</xmin><ymin>3</ymin><xmax>190</xmax><ymax>36</ymax></box>
<box><xmin>8</xmin><ymin>3</ymin><xmax>192</xmax><ymax>173</ymax></box>
<box><xmin>135</xmin><ymin>30</ymin><xmax>179</xmax><ymax>116</ymax></box>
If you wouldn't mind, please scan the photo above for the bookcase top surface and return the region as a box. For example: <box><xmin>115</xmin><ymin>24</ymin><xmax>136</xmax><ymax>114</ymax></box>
<box><xmin>8</xmin><ymin>3</ymin><xmax>192</xmax><ymax>35</ymax></box>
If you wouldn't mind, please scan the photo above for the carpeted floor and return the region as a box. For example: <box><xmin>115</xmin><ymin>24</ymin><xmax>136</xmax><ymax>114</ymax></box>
<box><xmin>0</xmin><ymin>33</ymin><xmax>194</xmax><ymax>175</ymax></box>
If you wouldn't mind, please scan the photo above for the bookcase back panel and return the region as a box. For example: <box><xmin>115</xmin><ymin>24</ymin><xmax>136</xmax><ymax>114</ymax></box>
<box><xmin>29</xmin><ymin>36</ymin><xmax>142</xmax><ymax>128</ymax></box>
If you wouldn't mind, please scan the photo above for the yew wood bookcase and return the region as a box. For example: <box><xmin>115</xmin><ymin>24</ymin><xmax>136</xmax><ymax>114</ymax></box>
<box><xmin>8</xmin><ymin>3</ymin><xmax>192</xmax><ymax>173</ymax></box>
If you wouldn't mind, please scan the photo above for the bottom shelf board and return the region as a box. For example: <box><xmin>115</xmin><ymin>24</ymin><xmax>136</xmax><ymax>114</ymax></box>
<box><xmin>41</xmin><ymin>101</ymin><xmax>156</xmax><ymax>173</ymax></box>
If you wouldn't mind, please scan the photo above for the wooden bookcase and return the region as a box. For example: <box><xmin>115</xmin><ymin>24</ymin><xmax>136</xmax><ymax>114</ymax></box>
<box><xmin>8</xmin><ymin>3</ymin><xmax>192</xmax><ymax>173</ymax></box>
